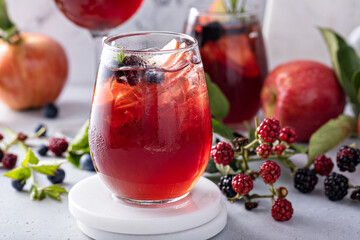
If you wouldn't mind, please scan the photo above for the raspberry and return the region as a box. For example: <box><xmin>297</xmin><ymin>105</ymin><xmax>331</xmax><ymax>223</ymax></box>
<box><xmin>232</xmin><ymin>174</ymin><xmax>253</xmax><ymax>195</ymax></box>
<box><xmin>294</xmin><ymin>168</ymin><xmax>318</xmax><ymax>193</ymax></box>
<box><xmin>210</xmin><ymin>142</ymin><xmax>234</xmax><ymax>166</ymax></box>
<box><xmin>272</xmin><ymin>144</ymin><xmax>286</xmax><ymax>156</ymax></box>
<box><xmin>218</xmin><ymin>175</ymin><xmax>237</xmax><ymax>198</ymax></box>
<box><xmin>350</xmin><ymin>189</ymin><xmax>360</xmax><ymax>201</ymax></box>
<box><xmin>0</xmin><ymin>149</ymin><xmax>4</xmax><ymax>162</ymax></box>
<box><xmin>2</xmin><ymin>153</ymin><xmax>17</xmax><ymax>169</ymax></box>
<box><xmin>314</xmin><ymin>154</ymin><xmax>333</xmax><ymax>176</ymax></box>
<box><xmin>324</xmin><ymin>172</ymin><xmax>348</xmax><ymax>201</ymax></box>
<box><xmin>259</xmin><ymin>161</ymin><xmax>281</xmax><ymax>184</ymax></box>
<box><xmin>271</xmin><ymin>198</ymin><xmax>293</xmax><ymax>221</ymax></box>
<box><xmin>257</xmin><ymin>118</ymin><xmax>281</xmax><ymax>143</ymax></box>
<box><xmin>0</xmin><ymin>133</ymin><xmax>3</xmax><ymax>140</ymax></box>
<box><xmin>336</xmin><ymin>146</ymin><xmax>360</xmax><ymax>172</ymax></box>
<box><xmin>48</xmin><ymin>138</ymin><xmax>69</xmax><ymax>157</ymax></box>
<box><xmin>256</xmin><ymin>144</ymin><xmax>272</xmax><ymax>159</ymax></box>
<box><xmin>279</xmin><ymin>127</ymin><xmax>297</xmax><ymax>144</ymax></box>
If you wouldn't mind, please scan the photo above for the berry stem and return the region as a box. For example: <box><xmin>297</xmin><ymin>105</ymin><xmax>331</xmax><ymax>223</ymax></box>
<box><xmin>3</xmin><ymin>126</ymin><xmax>28</xmax><ymax>153</ymax></box>
<box><xmin>0</xmin><ymin>0</ymin><xmax>21</xmax><ymax>44</ymax></box>
<box><xmin>348</xmin><ymin>184</ymin><xmax>360</xmax><ymax>189</ymax></box>
<box><xmin>244</xmin><ymin>139</ymin><xmax>258</xmax><ymax>150</ymax></box>
<box><xmin>29</xmin><ymin>169</ymin><xmax>39</xmax><ymax>188</ymax></box>
<box><xmin>3</xmin><ymin>137</ymin><xmax>17</xmax><ymax>153</ymax></box>
<box><xmin>246</xmin><ymin>193</ymin><xmax>273</xmax><ymax>200</ymax></box>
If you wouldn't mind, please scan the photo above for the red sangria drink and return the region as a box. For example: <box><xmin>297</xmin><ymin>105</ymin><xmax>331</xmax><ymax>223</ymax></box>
<box><xmin>54</xmin><ymin>0</ymin><xmax>144</xmax><ymax>32</ymax></box>
<box><xmin>185</xmin><ymin>9</ymin><xmax>268</xmax><ymax>127</ymax></box>
<box><xmin>89</xmin><ymin>32</ymin><xmax>212</xmax><ymax>203</ymax></box>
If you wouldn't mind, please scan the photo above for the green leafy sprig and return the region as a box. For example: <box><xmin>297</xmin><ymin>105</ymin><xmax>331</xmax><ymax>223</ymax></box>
<box><xmin>66</xmin><ymin>120</ymin><xmax>90</xmax><ymax>168</ymax></box>
<box><xmin>4</xmin><ymin>148</ymin><xmax>67</xmax><ymax>201</ymax></box>
<box><xmin>222</xmin><ymin>0</ymin><xmax>247</xmax><ymax>13</ymax></box>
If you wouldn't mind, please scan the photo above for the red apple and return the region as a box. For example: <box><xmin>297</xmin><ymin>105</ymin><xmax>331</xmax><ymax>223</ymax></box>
<box><xmin>0</xmin><ymin>33</ymin><xmax>68</xmax><ymax>110</ymax></box>
<box><xmin>261</xmin><ymin>60</ymin><xmax>346</xmax><ymax>142</ymax></box>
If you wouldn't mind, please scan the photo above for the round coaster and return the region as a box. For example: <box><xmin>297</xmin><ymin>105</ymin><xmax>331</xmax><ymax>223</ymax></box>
<box><xmin>69</xmin><ymin>175</ymin><xmax>227</xmax><ymax>239</ymax></box>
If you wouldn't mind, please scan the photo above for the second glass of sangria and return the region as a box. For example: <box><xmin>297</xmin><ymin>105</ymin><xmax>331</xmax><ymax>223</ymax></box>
<box><xmin>185</xmin><ymin>6</ymin><xmax>268</xmax><ymax>129</ymax></box>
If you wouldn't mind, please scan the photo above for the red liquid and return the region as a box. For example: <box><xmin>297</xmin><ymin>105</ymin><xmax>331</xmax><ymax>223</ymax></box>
<box><xmin>89</xmin><ymin>62</ymin><xmax>212</xmax><ymax>201</ymax></box>
<box><xmin>54</xmin><ymin>0</ymin><xmax>144</xmax><ymax>32</ymax></box>
<box><xmin>192</xmin><ymin>18</ymin><xmax>268</xmax><ymax>125</ymax></box>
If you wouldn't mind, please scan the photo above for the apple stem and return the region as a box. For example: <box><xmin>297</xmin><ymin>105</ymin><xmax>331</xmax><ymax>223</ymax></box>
<box><xmin>0</xmin><ymin>0</ymin><xmax>21</xmax><ymax>44</ymax></box>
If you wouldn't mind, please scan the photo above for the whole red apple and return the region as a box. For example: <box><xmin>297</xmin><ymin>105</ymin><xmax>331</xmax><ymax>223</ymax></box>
<box><xmin>261</xmin><ymin>60</ymin><xmax>346</xmax><ymax>142</ymax></box>
<box><xmin>0</xmin><ymin>33</ymin><xmax>68</xmax><ymax>110</ymax></box>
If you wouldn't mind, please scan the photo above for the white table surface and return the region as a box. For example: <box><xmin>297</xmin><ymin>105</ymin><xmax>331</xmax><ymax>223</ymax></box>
<box><xmin>0</xmin><ymin>83</ymin><xmax>359</xmax><ymax>240</ymax></box>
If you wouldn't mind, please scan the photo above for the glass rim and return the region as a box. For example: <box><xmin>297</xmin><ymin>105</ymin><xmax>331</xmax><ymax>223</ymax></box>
<box><xmin>103</xmin><ymin>31</ymin><xmax>198</xmax><ymax>54</ymax></box>
<box><xmin>194</xmin><ymin>8</ymin><xmax>259</xmax><ymax>18</ymax></box>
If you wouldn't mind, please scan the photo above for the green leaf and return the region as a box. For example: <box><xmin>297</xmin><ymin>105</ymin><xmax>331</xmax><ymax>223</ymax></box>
<box><xmin>45</xmin><ymin>184</ymin><xmax>68</xmax><ymax>194</ymax></box>
<box><xmin>289</xmin><ymin>143</ymin><xmax>308</xmax><ymax>154</ymax></box>
<box><xmin>45</xmin><ymin>190</ymin><xmax>61</xmax><ymax>201</ymax></box>
<box><xmin>307</xmin><ymin>115</ymin><xmax>357</xmax><ymax>166</ymax></box>
<box><xmin>319</xmin><ymin>27</ymin><xmax>360</xmax><ymax>117</ymax></box>
<box><xmin>212</xmin><ymin>118</ymin><xmax>235</xmax><ymax>140</ymax></box>
<box><xmin>244</xmin><ymin>121</ymin><xmax>255</xmax><ymax>141</ymax></box>
<box><xmin>66</xmin><ymin>151</ymin><xmax>86</xmax><ymax>168</ymax></box>
<box><xmin>29</xmin><ymin>160</ymin><xmax>66</xmax><ymax>176</ymax></box>
<box><xmin>205</xmin><ymin>73</ymin><xmax>230</xmax><ymax>121</ymax></box>
<box><xmin>69</xmin><ymin>120</ymin><xmax>89</xmax><ymax>151</ymax></box>
<box><xmin>205</xmin><ymin>158</ymin><xmax>218</xmax><ymax>173</ymax></box>
<box><xmin>352</xmin><ymin>70</ymin><xmax>360</xmax><ymax>91</ymax></box>
<box><xmin>30</xmin><ymin>186</ymin><xmax>38</xmax><ymax>201</ymax></box>
<box><xmin>22</xmin><ymin>148</ymin><xmax>39</xmax><ymax>167</ymax></box>
<box><xmin>116</xmin><ymin>47</ymin><xmax>125</xmax><ymax>64</ymax></box>
<box><xmin>3</xmin><ymin>167</ymin><xmax>31</xmax><ymax>181</ymax></box>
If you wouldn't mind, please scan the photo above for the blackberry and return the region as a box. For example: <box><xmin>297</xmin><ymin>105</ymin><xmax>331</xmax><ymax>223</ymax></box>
<box><xmin>42</xmin><ymin>103</ymin><xmax>58</xmax><ymax>118</ymax></box>
<box><xmin>201</xmin><ymin>21</ymin><xmax>224</xmax><ymax>45</ymax></box>
<box><xmin>37</xmin><ymin>145</ymin><xmax>48</xmax><ymax>156</ymax></box>
<box><xmin>35</xmin><ymin>124</ymin><xmax>47</xmax><ymax>137</ymax></box>
<box><xmin>2</xmin><ymin>153</ymin><xmax>17</xmax><ymax>169</ymax></box>
<box><xmin>144</xmin><ymin>70</ymin><xmax>165</xmax><ymax>84</ymax></box>
<box><xmin>218</xmin><ymin>175</ymin><xmax>237</xmax><ymax>198</ymax></box>
<box><xmin>80</xmin><ymin>154</ymin><xmax>96</xmax><ymax>172</ymax></box>
<box><xmin>48</xmin><ymin>138</ymin><xmax>69</xmax><ymax>157</ymax></box>
<box><xmin>324</xmin><ymin>172</ymin><xmax>348</xmax><ymax>201</ymax></box>
<box><xmin>122</xmin><ymin>55</ymin><xmax>145</xmax><ymax>67</ymax></box>
<box><xmin>294</xmin><ymin>168</ymin><xmax>318</xmax><ymax>193</ymax></box>
<box><xmin>0</xmin><ymin>149</ymin><xmax>4</xmax><ymax>162</ymax></box>
<box><xmin>336</xmin><ymin>146</ymin><xmax>360</xmax><ymax>172</ymax></box>
<box><xmin>11</xmin><ymin>180</ymin><xmax>26</xmax><ymax>191</ymax></box>
<box><xmin>350</xmin><ymin>189</ymin><xmax>360</xmax><ymax>201</ymax></box>
<box><xmin>47</xmin><ymin>168</ymin><xmax>66</xmax><ymax>184</ymax></box>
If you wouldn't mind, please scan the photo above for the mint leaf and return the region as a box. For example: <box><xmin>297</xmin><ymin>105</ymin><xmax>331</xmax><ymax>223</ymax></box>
<box><xmin>212</xmin><ymin>118</ymin><xmax>235</xmax><ymax>140</ymax></box>
<box><xmin>46</xmin><ymin>184</ymin><xmax>67</xmax><ymax>194</ymax></box>
<box><xmin>3</xmin><ymin>167</ymin><xmax>31</xmax><ymax>181</ymax></box>
<box><xmin>30</xmin><ymin>186</ymin><xmax>38</xmax><ymax>200</ymax></box>
<box><xmin>307</xmin><ymin>114</ymin><xmax>356</xmax><ymax>166</ymax></box>
<box><xmin>45</xmin><ymin>190</ymin><xmax>61</xmax><ymax>201</ymax></box>
<box><xmin>69</xmin><ymin>120</ymin><xmax>89</xmax><ymax>151</ymax></box>
<box><xmin>29</xmin><ymin>160</ymin><xmax>66</xmax><ymax>176</ymax></box>
<box><xmin>116</xmin><ymin>47</ymin><xmax>125</xmax><ymax>64</ymax></box>
<box><xmin>205</xmin><ymin>73</ymin><xmax>230</xmax><ymax>121</ymax></box>
<box><xmin>22</xmin><ymin>148</ymin><xmax>39</xmax><ymax>167</ymax></box>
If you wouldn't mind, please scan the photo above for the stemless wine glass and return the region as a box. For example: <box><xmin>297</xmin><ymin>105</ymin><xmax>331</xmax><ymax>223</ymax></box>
<box><xmin>185</xmin><ymin>7</ymin><xmax>268</xmax><ymax>129</ymax></box>
<box><xmin>89</xmin><ymin>31</ymin><xmax>212</xmax><ymax>204</ymax></box>
<box><xmin>54</xmin><ymin>0</ymin><xmax>144</xmax><ymax>67</ymax></box>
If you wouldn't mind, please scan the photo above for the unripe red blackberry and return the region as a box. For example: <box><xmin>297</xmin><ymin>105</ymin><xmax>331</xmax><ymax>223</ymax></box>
<box><xmin>314</xmin><ymin>154</ymin><xmax>333</xmax><ymax>176</ymax></box>
<box><xmin>259</xmin><ymin>161</ymin><xmax>281</xmax><ymax>184</ymax></box>
<box><xmin>256</xmin><ymin>144</ymin><xmax>272</xmax><ymax>159</ymax></box>
<box><xmin>210</xmin><ymin>142</ymin><xmax>234</xmax><ymax>166</ymax></box>
<box><xmin>271</xmin><ymin>198</ymin><xmax>293</xmax><ymax>221</ymax></box>
<box><xmin>232</xmin><ymin>174</ymin><xmax>253</xmax><ymax>195</ymax></box>
<box><xmin>257</xmin><ymin>118</ymin><xmax>281</xmax><ymax>143</ymax></box>
<box><xmin>279</xmin><ymin>127</ymin><xmax>297</xmax><ymax>144</ymax></box>
<box><xmin>272</xmin><ymin>144</ymin><xmax>286</xmax><ymax>156</ymax></box>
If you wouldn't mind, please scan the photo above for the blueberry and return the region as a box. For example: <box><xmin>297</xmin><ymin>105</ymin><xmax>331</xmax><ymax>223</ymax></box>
<box><xmin>80</xmin><ymin>154</ymin><xmax>96</xmax><ymax>172</ymax></box>
<box><xmin>35</xmin><ymin>124</ymin><xmax>47</xmax><ymax>137</ymax></box>
<box><xmin>11</xmin><ymin>180</ymin><xmax>26</xmax><ymax>191</ymax></box>
<box><xmin>42</xmin><ymin>103</ymin><xmax>58</xmax><ymax>119</ymax></box>
<box><xmin>37</xmin><ymin>145</ymin><xmax>48</xmax><ymax>156</ymax></box>
<box><xmin>144</xmin><ymin>70</ymin><xmax>165</xmax><ymax>84</ymax></box>
<box><xmin>47</xmin><ymin>168</ymin><xmax>65</xmax><ymax>184</ymax></box>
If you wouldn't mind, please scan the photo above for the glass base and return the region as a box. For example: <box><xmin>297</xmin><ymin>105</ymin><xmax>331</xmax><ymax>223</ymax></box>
<box><xmin>112</xmin><ymin>192</ymin><xmax>190</xmax><ymax>205</ymax></box>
